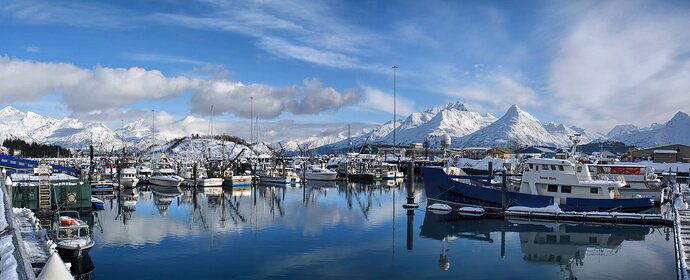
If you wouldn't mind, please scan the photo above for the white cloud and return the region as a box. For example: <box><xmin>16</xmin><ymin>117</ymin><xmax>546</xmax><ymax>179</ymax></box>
<box><xmin>0</xmin><ymin>56</ymin><xmax>191</xmax><ymax>112</ymax></box>
<box><xmin>0</xmin><ymin>56</ymin><xmax>359</xmax><ymax>119</ymax></box>
<box><xmin>189</xmin><ymin>78</ymin><xmax>361</xmax><ymax>118</ymax></box>
<box><xmin>361</xmin><ymin>86</ymin><xmax>415</xmax><ymax>116</ymax></box>
<box><xmin>549</xmin><ymin>1</ymin><xmax>690</xmax><ymax>132</ymax></box>
<box><xmin>25</xmin><ymin>46</ymin><xmax>39</xmax><ymax>53</ymax></box>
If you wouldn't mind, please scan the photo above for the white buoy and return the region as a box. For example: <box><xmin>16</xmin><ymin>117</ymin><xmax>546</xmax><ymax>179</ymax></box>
<box><xmin>428</xmin><ymin>203</ymin><xmax>452</xmax><ymax>215</ymax></box>
<box><xmin>38</xmin><ymin>253</ymin><xmax>74</xmax><ymax>280</ymax></box>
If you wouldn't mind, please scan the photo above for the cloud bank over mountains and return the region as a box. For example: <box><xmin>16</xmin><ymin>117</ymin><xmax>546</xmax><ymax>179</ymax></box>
<box><xmin>0</xmin><ymin>56</ymin><xmax>361</xmax><ymax>120</ymax></box>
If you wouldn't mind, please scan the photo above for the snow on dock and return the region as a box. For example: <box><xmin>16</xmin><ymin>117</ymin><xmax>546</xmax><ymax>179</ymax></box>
<box><xmin>673</xmin><ymin>184</ymin><xmax>690</xmax><ymax>279</ymax></box>
<box><xmin>12</xmin><ymin>209</ymin><xmax>53</xmax><ymax>267</ymax></box>
<box><xmin>0</xmin><ymin>173</ymin><xmax>36</xmax><ymax>280</ymax></box>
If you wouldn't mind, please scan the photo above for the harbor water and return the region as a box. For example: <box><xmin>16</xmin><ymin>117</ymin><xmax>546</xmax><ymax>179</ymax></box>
<box><xmin>82</xmin><ymin>180</ymin><xmax>675</xmax><ymax>279</ymax></box>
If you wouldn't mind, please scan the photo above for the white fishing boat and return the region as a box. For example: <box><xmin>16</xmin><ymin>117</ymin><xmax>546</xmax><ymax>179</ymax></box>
<box><xmin>258</xmin><ymin>168</ymin><xmax>301</xmax><ymax>184</ymax></box>
<box><xmin>376</xmin><ymin>162</ymin><xmax>404</xmax><ymax>179</ymax></box>
<box><xmin>304</xmin><ymin>165</ymin><xmax>337</xmax><ymax>181</ymax></box>
<box><xmin>197</xmin><ymin>177</ymin><xmax>223</xmax><ymax>187</ymax></box>
<box><xmin>149</xmin><ymin>160</ymin><xmax>184</xmax><ymax>187</ymax></box>
<box><xmin>120</xmin><ymin>168</ymin><xmax>139</xmax><ymax>188</ymax></box>
<box><xmin>137</xmin><ymin>164</ymin><xmax>153</xmax><ymax>181</ymax></box>
<box><xmin>53</xmin><ymin>211</ymin><xmax>94</xmax><ymax>258</ymax></box>
<box><xmin>588</xmin><ymin>163</ymin><xmax>664</xmax><ymax>202</ymax></box>
<box><xmin>515</xmin><ymin>157</ymin><xmax>628</xmax><ymax>204</ymax></box>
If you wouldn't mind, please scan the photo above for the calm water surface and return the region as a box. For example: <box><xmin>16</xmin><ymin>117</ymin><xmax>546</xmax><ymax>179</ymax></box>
<box><xmin>77</xmin><ymin>180</ymin><xmax>675</xmax><ymax>279</ymax></box>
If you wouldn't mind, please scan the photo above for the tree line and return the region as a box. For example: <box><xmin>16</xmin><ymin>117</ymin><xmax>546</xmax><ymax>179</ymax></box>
<box><xmin>2</xmin><ymin>138</ymin><xmax>72</xmax><ymax>158</ymax></box>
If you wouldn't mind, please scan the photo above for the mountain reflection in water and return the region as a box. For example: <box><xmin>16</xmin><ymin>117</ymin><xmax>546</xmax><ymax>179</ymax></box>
<box><xmin>83</xmin><ymin>181</ymin><xmax>675</xmax><ymax>280</ymax></box>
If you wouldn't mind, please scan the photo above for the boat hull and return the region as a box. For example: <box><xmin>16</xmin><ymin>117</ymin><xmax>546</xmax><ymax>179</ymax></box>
<box><xmin>260</xmin><ymin>176</ymin><xmax>300</xmax><ymax>184</ymax></box>
<box><xmin>196</xmin><ymin>178</ymin><xmax>223</xmax><ymax>187</ymax></box>
<box><xmin>57</xmin><ymin>240</ymin><xmax>94</xmax><ymax>258</ymax></box>
<box><xmin>120</xmin><ymin>178</ymin><xmax>139</xmax><ymax>188</ymax></box>
<box><xmin>149</xmin><ymin>176</ymin><xmax>183</xmax><ymax>187</ymax></box>
<box><xmin>224</xmin><ymin>175</ymin><xmax>253</xmax><ymax>187</ymax></box>
<box><xmin>305</xmin><ymin>172</ymin><xmax>337</xmax><ymax>181</ymax></box>
<box><xmin>421</xmin><ymin>167</ymin><xmax>654</xmax><ymax>213</ymax></box>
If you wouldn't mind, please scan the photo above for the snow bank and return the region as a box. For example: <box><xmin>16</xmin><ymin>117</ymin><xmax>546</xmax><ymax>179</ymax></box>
<box><xmin>0</xmin><ymin>235</ymin><xmax>17</xmax><ymax>280</ymax></box>
<box><xmin>0</xmin><ymin>186</ymin><xmax>7</xmax><ymax>232</ymax></box>
<box><xmin>631</xmin><ymin>161</ymin><xmax>690</xmax><ymax>173</ymax></box>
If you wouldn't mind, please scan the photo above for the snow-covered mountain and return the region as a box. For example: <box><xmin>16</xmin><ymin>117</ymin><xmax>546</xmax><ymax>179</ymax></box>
<box><xmin>456</xmin><ymin>105</ymin><xmax>568</xmax><ymax>148</ymax></box>
<box><xmin>0</xmin><ymin>106</ymin><xmax>133</xmax><ymax>150</ymax></box>
<box><xmin>317</xmin><ymin>101</ymin><xmax>497</xmax><ymax>151</ymax></box>
<box><xmin>608</xmin><ymin>112</ymin><xmax>690</xmax><ymax>147</ymax></box>
<box><xmin>544</xmin><ymin>122</ymin><xmax>605</xmax><ymax>144</ymax></box>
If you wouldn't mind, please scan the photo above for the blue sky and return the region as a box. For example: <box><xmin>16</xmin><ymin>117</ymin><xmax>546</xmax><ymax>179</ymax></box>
<box><xmin>1</xmin><ymin>0</ymin><xmax>690</xmax><ymax>140</ymax></box>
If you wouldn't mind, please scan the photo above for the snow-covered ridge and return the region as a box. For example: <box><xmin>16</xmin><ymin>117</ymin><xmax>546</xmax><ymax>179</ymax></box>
<box><xmin>608</xmin><ymin>111</ymin><xmax>690</xmax><ymax>147</ymax></box>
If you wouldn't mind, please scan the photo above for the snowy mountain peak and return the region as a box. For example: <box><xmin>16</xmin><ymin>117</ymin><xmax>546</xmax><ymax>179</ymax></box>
<box><xmin>0</xmin><ymin>106</ymin><xmax>21</xmax><ymax>117</ymax></box>
<box><xmin>503</xmin><ymin>104</ymin><xmax>524</xmax><ymax>119</ymax></box>
<box><xmin>667</xmin><ymin>111</ymin><xmax>690</xmax><ymax>126</ymax></box>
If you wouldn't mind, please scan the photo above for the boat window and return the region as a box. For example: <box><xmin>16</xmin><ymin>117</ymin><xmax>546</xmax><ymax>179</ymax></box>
<box><xmin>547</xmin><ymin>185</ymin><xmax>558</xmax><ymax>192</ymax></box>
<box><xmin>542</xmin><ymin>165</ymin><xmax>549</xmax><ymax>170</ymax></box>
<box><xmin>561</xmin><ymin>186</ymin><xmax>572</xmax><ymax>193</ymax></box>
<box><xmin>576</xmin><ymin>166</ymin><xmax>582</xmax><ymax>173</ymax></box>
<box><xmin>590</xmin><ymin>187</ymin><xmax>599</xmax><ymax>194</ymax></box>
<box><xmin>558</xmin><ymin>165</ymin><xmax>564</xmax><ymax>171</ymax></box>
<box><xmin>560</xmin><ymin>235</ymin><xmax>571</xmax><ymax>243</ymax></box>
<box><xmin>589</xmin><ymin>237</ymin><xmax>598</xmax><ymax>243</ymax></box>
<box><xmin>550</xmin><ymin>165</ymin><xmax>557</xmax><ymax>171</ymax></box>
<box><xmin>546</xmin><ymin>235</ymin><xmax>557</xmax><ymax>243</ymax></box>
<box><xmin>58</xmin><ymin>230</ymin><xmax>67</xmax><ymax>238</ymax></box>
<box><xmin>529</xmin><ymin>164</ymin><xmax>533</xmax><ymax>169</ymax></box>
<box><xmin>535</xmin><ymin>165</ymin><xmax>539</xmax><ymax>171</ymax></box>
<box><xmin>79</xmin><ymin>228</ymin><xmax>89</xmax><ymax>237</ymax></box>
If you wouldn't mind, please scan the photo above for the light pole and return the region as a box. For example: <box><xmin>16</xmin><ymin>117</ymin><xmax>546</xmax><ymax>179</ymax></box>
<box><xmin>392</xmin><ymin>65</ymin><xmax>398</xmax><ymax>157</ymax></box>
<box><xmin>250</xmin><ymin>96</ymin><xmax>254</xmax><ymax>145</ymax></box>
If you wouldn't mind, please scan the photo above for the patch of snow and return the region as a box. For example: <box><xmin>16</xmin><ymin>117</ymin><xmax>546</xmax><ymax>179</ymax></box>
<box><xmin>0</xmin><ymin>235</ymin><xmax>17</xmax><ymax>280</ymax></box>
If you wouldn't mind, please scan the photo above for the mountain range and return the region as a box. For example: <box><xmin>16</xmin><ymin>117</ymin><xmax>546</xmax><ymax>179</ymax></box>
<box><xmin>1</xmin><ymin>103</ymin><xmax>688</xmax><ymax>153</ymax></box>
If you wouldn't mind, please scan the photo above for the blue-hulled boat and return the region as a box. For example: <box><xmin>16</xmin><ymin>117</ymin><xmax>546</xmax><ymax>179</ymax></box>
<box><xmin>421</xmin><ymin>167</ymin><xmax>654</xmax><ymax>213</ymax></box>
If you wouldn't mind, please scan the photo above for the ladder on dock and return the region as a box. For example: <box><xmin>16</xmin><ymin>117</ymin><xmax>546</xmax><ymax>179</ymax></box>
<box><xmin>37</xmin><ymin>164</ymin><xmax>51</xmax><ymax>210</ymax></box>
<box><xmin>36</xmin><ymin>164</ymin><xmax>53</xmax><ymax>229</ymax></box>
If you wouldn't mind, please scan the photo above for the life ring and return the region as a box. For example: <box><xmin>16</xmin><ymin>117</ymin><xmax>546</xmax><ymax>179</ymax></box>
<box><xmin>67</xmin><ymin>192</ymin><xmax>77</xmax><ymax>204</ymax></box>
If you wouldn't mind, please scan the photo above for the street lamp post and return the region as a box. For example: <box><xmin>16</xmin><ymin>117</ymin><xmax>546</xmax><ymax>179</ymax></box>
<box><xmin>250</xmin><ymin>96</ymin><xmax>254</xmax><ymax>144</ymax></box>
<box><xmin>392</xmin><ymin>65</ymin><xmax>398</xmax><ymax>159</ymax></box>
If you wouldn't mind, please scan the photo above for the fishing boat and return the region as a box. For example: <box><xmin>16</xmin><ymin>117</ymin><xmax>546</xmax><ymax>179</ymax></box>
<box><xmin>304</xmin><ymin>165</ymin><xmax>338</xmax><ymax>181</ymax></box>
<box><xmin>588</xmin><ymin>163</ymin><xmax>664</xmax><ymax>203</ymax></box>
<box><xmin>223</xmin><ymin>169</ymin><xmax>253</xmax><ymax>186</ymax></box>
<box><xmin>257</xmin><ymin>162</ymin><xmax>301</xmax><ymax>184</ymax></box>
<box><xmin>149</xmin><ymin>159</ymin><xmax>184</xmax><ymax>187</ymax></box>
<box><xmin>137</xmin><ymin>164</ymin><xmax>153</xmax><ymax>182</ymax></box>
<box><xmin>197</xmin><ymin>177</ymin><xmax>223</xmax><ymax>187</ymax></box>
<box><xmin>52</xmin><ymin>211</ymin><xmax>94</xmax><ymax>258</ymax></box>
<box><xmin>375</xmin><ymin>162</ymin><xmax>404</xmax><ymax>179</ymax></box>
<box><xmin>120</xmin><ymin>168</ymin><xmax>139</xmax><ymax>188</ymax></box>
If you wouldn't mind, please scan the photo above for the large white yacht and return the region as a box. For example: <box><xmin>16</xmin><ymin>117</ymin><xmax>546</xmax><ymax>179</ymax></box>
<box><xmin>304</xmin><ymin>165</ymin><xmax>338</xmax><ymax>181</ymax></box>
<box><xmin>149</xmin><ymin>160</ymin><xmax>184</xmax><ymax>187</ymax></box>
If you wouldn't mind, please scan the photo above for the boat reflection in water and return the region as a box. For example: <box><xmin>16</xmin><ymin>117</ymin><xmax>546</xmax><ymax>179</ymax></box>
<box><xmin>67</xmin><ymin>253</ymin><xmax>95</xmax><ymax>280</ymax></box>
<box><xmin>419</xmin><ymin>212</ymin><xmax>668</xmax><ymax>277</ymax></box>
<box><xmin>149</xmin><ymin>184</ymin><xmax>182</xmax><ymax>216</ymax></box>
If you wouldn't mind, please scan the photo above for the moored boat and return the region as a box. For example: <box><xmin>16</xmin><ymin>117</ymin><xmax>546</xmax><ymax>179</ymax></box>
<box><xmin>421</xmin><ymin>166</ymin><xmax>654</xmax><ymax>213</ymax></box>
<box><xmin>52</xmin><ymin>211</ymin><xmax>94</xmax><ymax>258</ymax></box>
